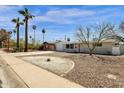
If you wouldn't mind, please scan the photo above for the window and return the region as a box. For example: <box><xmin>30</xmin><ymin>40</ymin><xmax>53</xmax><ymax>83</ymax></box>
<box><xmin>93</xmin><ymin>42</ymin><xmax>102</xmax><ymax>47</ymax></box>
<box><xmin>114</xmin><ymin>43</ymin><xmax>119</xmax><ymax>45</ymax></box>
<box><xmin>66</xmin><ymin>44</ymin><xmax>74</xmax><ymax>49</ymax></box>
<box><xmin>75</xmin><ymin>44</ymin><xmax>78</xmax><ymax>48</ymax></box>
<box><xmin>66</xmin><ymin>44</ymin><xmax>69</xmax><ymax>48</ymax></box>
<box><xmin>70</xmin><ymin>44</ymin><xmax>74</xmax><ymax>49</ymax></box>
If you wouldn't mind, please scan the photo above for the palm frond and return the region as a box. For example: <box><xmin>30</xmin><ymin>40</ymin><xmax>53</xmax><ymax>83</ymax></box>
<box><xmin>18</xmin><ymin>10</ymin><xmax>26</xmax><ymax>16</ymax></box>
<box><xmin>11</xmin><ymin>19</ymin><xmax>17</xmax><ymax>23</ymax></box>
<box><xmin>25</xmin><ymin>8</ymin><xmax>28</xmax><ymax>14</ymax></box>
<box><xmin>23</xmin><ymin>19</ymin><xmax>26</xmax><ymax>23</ymax></box>
<box><xmin>29</xmin><ymin>15</ymin><xmax>35</xmax><ymax>19</ymax></box>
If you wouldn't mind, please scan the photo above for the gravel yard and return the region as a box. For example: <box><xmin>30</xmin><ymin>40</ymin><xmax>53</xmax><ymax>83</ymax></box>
<box><xmin>21</xmin><ymin>56</ymin><xmax>74</xmax><ymax>76</ymax></box>
<box><xmin>34</xmin><ymin>52</ymin><xmax>124</xmax><ymax>88</ymax></box>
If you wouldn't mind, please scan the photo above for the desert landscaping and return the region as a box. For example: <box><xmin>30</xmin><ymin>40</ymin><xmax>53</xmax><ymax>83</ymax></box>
<box><xmin>21</xmin><ymin>56</ymin><xmax>74</xmax><ymax>76</ymax></box>
<box><xmin>20</xmin><ymin>52</ymin><xmax>124</xmax><ymax>88</ymax></box>
<box><xmin>1</xmin><ymin>49</ymin><xmax>124</xmax><ymax>87</ymax></box>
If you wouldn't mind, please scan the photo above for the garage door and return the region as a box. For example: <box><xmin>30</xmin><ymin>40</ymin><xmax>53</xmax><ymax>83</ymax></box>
<box><xmin>112</xmin><ymin>46</ymin><xmax>120</xmax><ymax>55</ymax></box>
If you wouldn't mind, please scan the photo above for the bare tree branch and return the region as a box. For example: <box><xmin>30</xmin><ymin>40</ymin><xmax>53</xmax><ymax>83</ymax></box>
<box><xmin>76</xmin><ymin>23</ymin><xmax>115</xmax><ymax>55</ymax></box>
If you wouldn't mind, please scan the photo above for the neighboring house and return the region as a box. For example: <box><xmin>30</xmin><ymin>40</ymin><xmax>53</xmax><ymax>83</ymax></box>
<box><xmin>55</xmin><ymin>39</ymin><xmax>124</xmax><ymax>55</ymax></box>
<box><xmin>42</xmin><ymin>42</ymin><xmax>56</xmax><ymax>51</ymax></box>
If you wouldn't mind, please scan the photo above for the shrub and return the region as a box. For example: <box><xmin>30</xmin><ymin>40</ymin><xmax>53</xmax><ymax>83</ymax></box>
<box><xmin>46</xmin><ymin>58</ymin><xmax>51</xmax><ymax>62</ymax></box>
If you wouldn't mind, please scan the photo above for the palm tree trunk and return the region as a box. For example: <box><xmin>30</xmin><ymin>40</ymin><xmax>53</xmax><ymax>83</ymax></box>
<box><xmin>24</xmin><ymin>19</ymin><xmax>28</xmax><ymax>52</ymax></box>
<box><xmin>17</xmin><ymin>26</ymin><xmax>19</xmax><ymax>50</ymax></box>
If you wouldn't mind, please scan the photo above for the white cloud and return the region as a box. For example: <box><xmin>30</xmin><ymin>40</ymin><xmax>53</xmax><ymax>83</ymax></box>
<box><xmin>0</xmin><ymin>5</ymin><xmax>25</xmax><ymax>30</ymax></box>
<box><xmin>46</xmin><ymin>8</ymin><xmax>95</xmax><ymax>17</ymax></box>
<box><xmin>0</xmin><ymin>5</ymin><xmax>24</xmax><ymax>13</ymax></box>
<box><xmin>35</xmin><ymin>16</ymin><xmax>74</xmax><ymax>24</ymax></box>
<box><xmin>35</xmin><ymin>8</ymin><xmax>95</xmax><ymax>24</ymax></box>
<box><xmin>34</xmin><ymin>6</ymin><xmax>124</xmax><ymax>25</ymax></box>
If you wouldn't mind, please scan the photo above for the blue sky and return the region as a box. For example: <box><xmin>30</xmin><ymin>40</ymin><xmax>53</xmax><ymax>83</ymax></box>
<box><xmin>0</xmin><ymin>5</ymin><xmax>124</xmax><ymax>43</ymax></box>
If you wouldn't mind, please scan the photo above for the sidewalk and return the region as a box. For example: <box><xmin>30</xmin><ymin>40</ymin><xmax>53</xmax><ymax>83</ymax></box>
<box><xmin>10</xmin><ymin>51</ymin><xmax>54</xmax><ymax>57</ymax></box>
<box><xmin>0</xmin><ymin>51</ymin><xmax>83</xmax><ymax>88</ymax></box>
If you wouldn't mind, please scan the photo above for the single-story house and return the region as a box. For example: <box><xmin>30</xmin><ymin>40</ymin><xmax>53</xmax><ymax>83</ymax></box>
<box><xmin>41</xmin><ymin>42</ymin><xmax>56</xmax><ymax>51</ymax></box>
<box><xmin>55</xmin><ymin>39</ymin><xmax>124</xmax><ymax>55</ymax></box>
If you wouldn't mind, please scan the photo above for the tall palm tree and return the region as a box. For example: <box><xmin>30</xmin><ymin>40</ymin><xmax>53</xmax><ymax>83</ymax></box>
<box><xmin>13</xmin><ymin>29</ymin><xmax>16</xmax><ymax>41</ymax></box>
<box><xmin>67</xmin><ymin>38</ymin><xmax>70</xmax><ymax>42</ymax></box>
<box><xmin>12</xmin><ymin>17</ymin><xmax>23</xmax><ymax>50</ymax></box>
<box><xmin>29</xmin><ymin>35</ymin><xmax>32</xmax><ymax>43</ymax></box>
<box><xmin>18</xmin><ymin>8</ymin><xmax>35</xmax><ymax>52</ymax></box>
<box><xmin>42</xmin><ymin>29</ymin><xmax>46</xmax><ymax>43</ymax></box>
<box><xmin>32</xmin><ymin>25</ymin><xmax>36</xmax><ymax>46</ymax></box>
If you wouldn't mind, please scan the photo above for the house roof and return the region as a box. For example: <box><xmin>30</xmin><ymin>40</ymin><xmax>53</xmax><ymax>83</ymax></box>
<box><xmin>56</xmin><ymin>38</ymin><xmax>124</xmax><ymax>44</ymax></box>
<box><xmin>101</xmin><ymin>39</ymin><xmax>117</xmax><ymax>43</ymax></box>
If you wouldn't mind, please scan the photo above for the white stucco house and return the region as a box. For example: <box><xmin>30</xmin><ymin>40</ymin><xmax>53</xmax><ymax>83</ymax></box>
<box><xmin>55</xmin><ymin>39</ymin><xmax>124</xmax><ymax>55</ymax></box>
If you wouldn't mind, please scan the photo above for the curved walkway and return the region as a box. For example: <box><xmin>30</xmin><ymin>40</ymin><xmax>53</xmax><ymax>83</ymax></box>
<box><xmin>0</xmin><ymin>50</ymin><xmax>83</xmax><ymax>88</ymax></box>
<box><xmin>10</xmin><ymin>51</ymin><xmax>54</xmax><ymax>57</ymax></box>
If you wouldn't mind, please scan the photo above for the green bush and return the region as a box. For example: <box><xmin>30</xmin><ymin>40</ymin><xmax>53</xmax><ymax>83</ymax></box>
<box><xmin>12</xmin><ymin>47</ymin><xmax>18</xmax><ymax>53</ymax></box>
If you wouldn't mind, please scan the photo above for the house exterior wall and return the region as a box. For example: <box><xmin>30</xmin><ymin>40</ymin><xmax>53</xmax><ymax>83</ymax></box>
<box><xmin>120</xmin><ymin>45</ymin><xmax>124</xmax><ymax>54</ymax></box>
<box><xmin>79</xmin><ymin>43</ymin><xmax>113</xmax><ymax>55</ymax></box>
<box><xmin>95</xmin><ymin>42</ymin><xmax>112</xmax><ymax>55</ymax></box>
<box><xmin>79</xmin><ymin>44</ymin><xmax>90</xmax><ymax>53</ymax></box>
<box><xmin>56</xmin><ymin>43</ymin><xmax>80</xmax><ymax>52</ymax></box>
<box><xmin>55</xmin><ymin>41</ymin><xmax>124</xmax><ymax>55</ymax></box>
<box><xmin>56</xmin><ymin>43</ymin><xmax>65</xmax><ymax>52</ymax></box>
<box><xmin>63</xmin><ymin>43</ymin><xmax>79</xmax><ymax>52</ymax></box>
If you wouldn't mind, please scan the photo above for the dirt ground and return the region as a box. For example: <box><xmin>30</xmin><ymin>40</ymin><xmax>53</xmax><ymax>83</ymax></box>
<box><xmin>37</xmin><ymin>52</ymin><xmax>124</xmax><ymax>88</ymax></box>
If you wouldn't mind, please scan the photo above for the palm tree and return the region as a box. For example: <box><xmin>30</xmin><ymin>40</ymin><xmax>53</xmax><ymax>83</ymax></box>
<box><xmin>12</xmin><ymin>17</ymin><xmax>23</xmax><ymax>50</ymax></box>
<box><xmin>29</xmin><ymin>35</ymin><xmax>32</xmax><ymax>43</ymax></box>
<box><xmin>13</xmin><ymin>29</ymin><xmax>16</xmax><ymax>41</ymax></box>
<box><xmin>67</xmin><ymin>38</ymin><xmax>70</xmax><ymax>42</ymax></box>
<box><xmin>42</xmin><ymin>29</ymin><xmax>46</xmax><ymax>43</ymax></box>
<box><xmin>32</xmin><ymin>25</ymin><xmax>36</xmax><ymax>46</ymax></box>
<box><xmin>18</xmin><ymin>8</ymin><xmax>35</xmax><ymax>52</ymax></box>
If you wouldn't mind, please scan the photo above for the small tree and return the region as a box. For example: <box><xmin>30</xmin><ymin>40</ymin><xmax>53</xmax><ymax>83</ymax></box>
<box><xmin>114</xmin><ymin>21</ymin><xmax>124</xmax><ymax>42</ymax></box>
<box><xmin>0</xmin><ymin>29</ymin><xmax>8</xmax><ymax>48</ymax></box>
<box><xmin>105</xmin><ymin>21</ymin><xmax>124</xmax><ymax>42</ymax></box>
<box><xmin>76</xmin><ymin>23</ymin><xmax>115</xmax><ymax>55</ymax></box>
